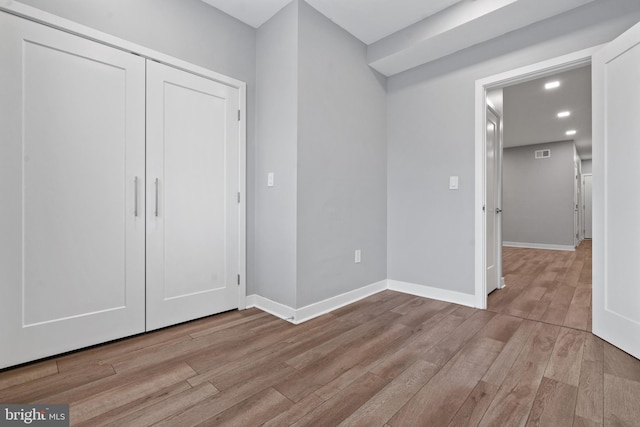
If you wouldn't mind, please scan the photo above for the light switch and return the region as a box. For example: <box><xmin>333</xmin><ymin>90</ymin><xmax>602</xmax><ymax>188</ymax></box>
<box><xmin>449</xmin><ymin>176</ymin><xmax>459</xmax><ymax>190</ymax></box>
<box><xmin>267</xmin><ymin>172</ymin><xmax>274</xmax><ymax>187</ymax></box>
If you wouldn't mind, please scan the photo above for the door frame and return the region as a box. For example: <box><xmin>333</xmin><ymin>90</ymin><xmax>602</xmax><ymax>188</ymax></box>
<box><xmin>574</xmin><ymin>155</ymin><xmax>581</xmax><ymax>247</ymax></box>
<box><xmin>0</xmin><ymin>2</ymin><xmax>248</xmax><ymax>311</ymax></box>
<box><xmin>583</xmin><ymin>173</ymin><xmax>593</xmax><ymax>239</ymax></box>
<box><xmin>474</xmin><ymin>46</ymin><xmax>601</xmax><ymax>309</ymax></box>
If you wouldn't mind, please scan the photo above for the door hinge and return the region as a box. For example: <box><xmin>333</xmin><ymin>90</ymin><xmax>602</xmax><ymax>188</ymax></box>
<box><xmin>237</xmin><ymin>192</ymin><xmax>241</xmax><ymax>203</ymax></box>
<box><xmin>238</xmin><ymin>110</ymin><xmax>241</xmax><ymax>121</ymax></box>
<box><xmin>237</xmin><ymin>274</ymin><xmax>240</xmax><ymax>285</ymax></box>
<box><xmin>482</xmin><ymin>205</ymin><xmax>486</xmax><ymax>212</ymax></box>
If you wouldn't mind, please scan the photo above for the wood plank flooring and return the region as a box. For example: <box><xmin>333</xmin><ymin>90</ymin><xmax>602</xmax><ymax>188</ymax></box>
<box><xmin>489</xmin><ymin>240</ymin><xmax>593</xmax><ymax>331</ymax></box>
<box><xmin>2</xmin><ymin>240</ymin><xmax>640</xmax><ymax>426</ymax></box>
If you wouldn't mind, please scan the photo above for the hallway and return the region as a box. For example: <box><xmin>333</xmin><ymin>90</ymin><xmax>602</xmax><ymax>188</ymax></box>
<box><xmin>488</xmin><ymin>240</ymin><xmax>592</xmax><ymax>331</ymax></box>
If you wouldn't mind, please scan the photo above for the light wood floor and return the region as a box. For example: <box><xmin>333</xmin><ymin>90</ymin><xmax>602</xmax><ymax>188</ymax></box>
<box><xmin>2</xmin><ymin>241</ymin><xmax>640</xmax><ymax>426</ymax></box>
<box><xmin>489</xmin><ymin>240</ymin><xmax>593</xmax><ymax>331</ymax></box>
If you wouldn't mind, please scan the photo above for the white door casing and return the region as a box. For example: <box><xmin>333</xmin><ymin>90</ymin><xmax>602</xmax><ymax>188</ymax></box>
<box><xmin>583</xmin><ymin>174</ymin><xmax>593</xmax><ymax>239</ymax></box>
<box><xmin>474</xmin><ymin>46</ymin><xmax>597</xmax><ymax>309</ymax></box>
<box><xmin>574</xmin><ymin>159</ymin><xmax>580</xmax><ymax>247</ymax></box>
<box><xmin>0</xmin><ymin>13</ymin><xmax>146</xmax><ymax>368</ymax></box>
<box><xmin>146</xmin><ymin>60</ymin><xmax>241</xmax><ymax>331</ymax></box>
<box><xmin>592</xmin><ymin>21</ymin><xmax>640</xmax><ymax>360</ymax></box>
<box><xmin>486</xmin><ymin>106</ymin><xmax>502</xmax><ymax>294</ymax></box>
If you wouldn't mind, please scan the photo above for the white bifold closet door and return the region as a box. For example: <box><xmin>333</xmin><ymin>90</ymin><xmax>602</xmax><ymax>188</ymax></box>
<box><xmin>0</xmin><ymin>13</ymin><xmax>146</xmax><ymax>368</ymax></box>
<box><xmin>146</xmin><ymin>61</ymin><xmax>240</xmax><ymax>331</ymax></box>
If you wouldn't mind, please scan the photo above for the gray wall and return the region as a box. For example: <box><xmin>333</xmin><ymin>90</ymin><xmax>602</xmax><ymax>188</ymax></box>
<box><xmin>16</xmin><ymin>0</ymin><xmax>255</xmax><ymax>83</ymax></box>
<box><xmin>255</xmin><ymin>1</ymin><xmax>299</xmax><ymax>307</ymax></box>
<box><xmin>582</xmin><ymin>159</ymin><xmax>593</xmax><ymax>174</ymax></box>
<box><xmin>255</xmin><ymin>0</ymin><xmax>387</xmax><ymax>309</ymax></box>
<box><xmin>296</xmin><ymin>1</ymin><xmax>387</xmax><ymax>307</ymax></box>
<box><xmin>387</xmin><ymin>0</ymin><xmax>640</xmax><ymax>295</ymax></box>
<box><xmin>15</xmin><ymin>0</ymin><xmax>261</xmax><ymax>294</ymax></box>
<box><xmin>502</xmin><ymin>141</ymin><xmax>576</xmax><ymax>247</ymax></box>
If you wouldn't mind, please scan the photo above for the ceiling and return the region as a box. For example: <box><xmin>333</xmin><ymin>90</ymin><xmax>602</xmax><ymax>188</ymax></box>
<box><xmin>200</xmin><ymin>0</ymin><xmax>461</xmax><ymax>44</ymax></box>
<box><xmin>200</xmin><ymin>0</ymin><xmax>595</xmax><ymax>76</ymax></box>
<box><xmin>502</xmin><ymin>65</ymin><xmax>592</xmax><ymax>159</ymax></box>
<box><xmin>200</xmin><ymin>0</ymin><xmax>291</xmax><ymax>29</ymax></box>
<box><xmin>199</xmin><ymin>0</ymin><xmax>593</xmax><ymax>158</ymax></box>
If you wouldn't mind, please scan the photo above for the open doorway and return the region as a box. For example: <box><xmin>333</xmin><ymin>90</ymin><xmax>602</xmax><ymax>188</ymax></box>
<box><xmin>474</xmin><ymin>47</ymin><xmax>597</xmax><ymax>315</ymax></box>
<box><xmin>475</xmin><ymin>21</ymin><xmax>640</xmax><ymax>361</ymax></box>
<box><xmin>485</xmin><ymin>65</ymin><xmax>593</xmax><ymax>331</ymax></box>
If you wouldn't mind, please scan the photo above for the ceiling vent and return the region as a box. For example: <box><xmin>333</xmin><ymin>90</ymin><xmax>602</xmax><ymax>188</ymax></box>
<box><xmin>535</xmin><ymin>149</ymin><xmax>551</xmax><ymax>159</ymax></box>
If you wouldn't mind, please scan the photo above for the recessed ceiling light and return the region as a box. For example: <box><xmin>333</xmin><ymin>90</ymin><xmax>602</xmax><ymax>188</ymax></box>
<box><xmin>545</xmin><ymin>81</ymin><xmax>560</xmax><ymax>90</ymax></box>
<box><xmin>566</xmin><ymin>130</ymin><xmax>577</xmax><ymax>136</ymax></box>
<box><xmin>557</xmin><ymin>111</ymin><xmax>571</xmax><ymax>118</ymax></box>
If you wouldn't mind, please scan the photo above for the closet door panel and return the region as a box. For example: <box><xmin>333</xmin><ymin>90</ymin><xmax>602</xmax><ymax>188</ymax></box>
<box><xmin>163</xmin><ymin>82</ymin><xmax>226</xmax><ymax>297</ymax></box>
<box><xmin>0</xmin><ymin>12</ymin><xmax>146</xmax><ymax>368</ymax></box>
<box><xmin>146</xmin><ymin>60</ymin><xmax>239</xmax><ymax>331</ymax></box>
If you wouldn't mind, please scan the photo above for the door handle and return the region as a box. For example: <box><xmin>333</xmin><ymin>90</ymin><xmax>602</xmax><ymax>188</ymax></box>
<box><xmin>496</xmin><ymin>208</ymin><xmax>503</xmax><ymax>214</ymax></box>
<box><xmin>154</xmin><ymin>178</ymin><xmax>159</xmax><ymax>217</ymax></box>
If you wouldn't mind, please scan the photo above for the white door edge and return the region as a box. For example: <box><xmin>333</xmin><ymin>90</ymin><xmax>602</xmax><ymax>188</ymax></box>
<box><xmin>583</xmin><ymin>173</ymin><xmax>593</xmax><ymax>239</ymax></box>
<box><xmin>592</xmin><ymin>20</ymin><xmax>640</xmax><ymax>359</ymax></box>
<box><xmin>486</xmin><ymin>105</ymin><xmax>502</xmax><ymax>295</ymax></box>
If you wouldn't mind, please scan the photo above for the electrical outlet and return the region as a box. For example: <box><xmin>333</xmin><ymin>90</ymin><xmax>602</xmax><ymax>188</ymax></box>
<box><xmin>267</xmin><ymin>172</ymin><xmax>274</xmax><ymax>187</ymax></box>
<box><xmin>355</xmin><ymin>249</ymin><xmax>361</xmax><ymax>263</ymax></box>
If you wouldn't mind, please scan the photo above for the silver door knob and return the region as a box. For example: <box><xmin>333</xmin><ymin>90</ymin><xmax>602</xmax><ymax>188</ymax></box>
<box><xmin>496</xmin><ymin>208</ymin><xmax>502</xmax><ymax>214</ymax></box>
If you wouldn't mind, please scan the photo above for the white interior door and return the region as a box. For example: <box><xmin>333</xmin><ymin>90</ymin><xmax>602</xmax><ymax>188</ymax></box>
<box><xmin>146</xmin><ymin>61</ymin><xmax>240</xmax><ymax>331</ymax></box>
<box><xmin>486</xmin><ymin>106</ymin><xmax>502</xmax><ymax>294</ymax></box>
<box><xmin>593</xmin><ymin>20</ymin><xmax>640</xmax><ymax>359</ymax></box>
<box><xmin>583</xmin><ymin>174</ymin><xmax>592</xmax><ymax>239</ymax></box>
<box><xmin>0</xmin><ymin>13</ymin><xmax>146</xmax><ymax>368</ymax></box>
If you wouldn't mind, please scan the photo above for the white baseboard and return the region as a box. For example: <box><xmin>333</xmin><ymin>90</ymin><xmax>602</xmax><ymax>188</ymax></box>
<box><xmin>246</xmin><ymin>280</ymin><xmax>387</xmax><ymax>324</ymax></box>
<box><xmin>245</xmin><ymin>294</ymin><xmax>296</xmax><ymax>322</ymax></box>
<box><xmin>503</xmin><ymin>241</ymin><xmax>575</xmax><ymax>251</ymax></box>
<box><xmin>387</xmin><ymin>280</ymin><xmax>476</xmax><ymax>308</ymax></box>
<box><xmin>247</xmin><ymin>278</ymin><xmax>478</xmax><ymax>324</ymax></box>
<box><xmin>295</xmin><ymin>280</ymin><xmax>388</xmax><ymax>324</ymax></box>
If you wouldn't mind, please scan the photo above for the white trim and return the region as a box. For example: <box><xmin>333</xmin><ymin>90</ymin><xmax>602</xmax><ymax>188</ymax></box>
<box><xmin>474</xmin><ymin>46</ymin><xmax>600</xmax><ymax>310</ymax></box>
<box><xmin>246</xmin><ymin>280</ymin><xmax>387</xmax><ymax>324</ymax></box>
<box><xmin>503</xmin><ymin>242</ymin><xmax>575</xmax><ymax>251</ymax></box>
<box><xmin>245</xmin><ymin>295</ymin><xmax>296</xmax><ymax>322</ymax></box>
<box><xmin>295</xmin><ymin>280</ymin><xmax>387</xmax><ymax>324</ymax></box>
<box><xmin>237</xmin><ymin>83</ymin><xmax>247</xmax><ymax>310</ymax></box>
<box><xmin>247</xmin><ymin>279</ymin><xmax>476</xmax><ymax>324</ymax></box>
<box><xmin>582</xmin><ymin>173</ymin><xmax>593</xmax><ymax>240</ymax></box>
<box><xmin>387</xmin><ymin>280</ymin><xmax>476</xmax><ymax>308</ymax></box>
<box><xmin>0</xmin><ymin>2</ymin><xmax>249</xmax><ymax>311</ymax></box>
